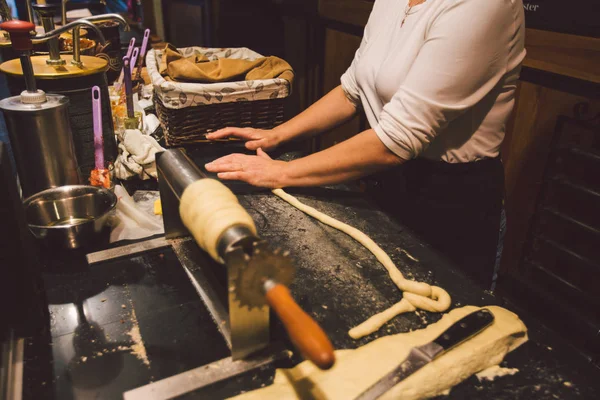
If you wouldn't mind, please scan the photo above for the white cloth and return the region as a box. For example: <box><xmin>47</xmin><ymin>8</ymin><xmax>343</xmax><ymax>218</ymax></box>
<box><xmin>143</xmin><ymin>114</ymin><xmax>161</xmax><ymax>137</ymax></box>
<box><xmin>341</xmin><ymin>0</ymin><xmax>526</xmax><ymax>163</ymax></box>
<box><xmin>114</xmin><ymin>129</ymin><xmax>165</xmax><ymax>180</ymax></box>
<box><xmin>109</xmin><ymin>185</ymin><xmax>164</xmax><ymax>243</ymax></box>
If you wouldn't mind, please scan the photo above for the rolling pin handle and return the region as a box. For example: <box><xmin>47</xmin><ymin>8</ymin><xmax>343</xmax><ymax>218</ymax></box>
<box><xmin>264</xmin><ymin>281</ymin><xmax>336</xmax><ymax>370</ymax></box>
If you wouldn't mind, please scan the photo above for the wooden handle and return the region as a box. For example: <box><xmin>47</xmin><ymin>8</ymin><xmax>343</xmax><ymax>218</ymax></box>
<box><xmin>265</xmin><ymin>283</ymin><xmax>335</xmax><ymax>370</ymax></box>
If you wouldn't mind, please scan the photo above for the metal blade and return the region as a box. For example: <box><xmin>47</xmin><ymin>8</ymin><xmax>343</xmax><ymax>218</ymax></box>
<box><xmin>354</xmin><ymin>308</ymin><xmax>495</xmax><ymax>400</ymax></box>
<box><xmin>226</xmin><ymin>247</ymin><xmax>270</xmax><ymax>360</ymax></box>
<box><xmin>354</xmin><ymin>343</ymin><xmax>442</xmax><ymax>400</ymax></box>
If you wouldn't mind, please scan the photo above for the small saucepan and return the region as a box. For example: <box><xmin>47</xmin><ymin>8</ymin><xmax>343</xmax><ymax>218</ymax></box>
<box><xmin>24</xmin><ymin>185</ymin><xmax>117</xmax><ymax>249</ymax></box>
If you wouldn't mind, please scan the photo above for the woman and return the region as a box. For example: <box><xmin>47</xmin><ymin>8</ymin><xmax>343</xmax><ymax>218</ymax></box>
<box><xmin>205</xmin><ymin>0</ymin><xmax>526</xmax><ymax>287</ymax></box>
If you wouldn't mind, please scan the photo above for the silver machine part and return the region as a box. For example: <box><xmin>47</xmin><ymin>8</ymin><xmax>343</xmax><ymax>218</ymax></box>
<box><xmin>19</xmin><ymin>53</ymin><xmax>36</xmax><ymax>93</ymax></box>
<box><xmin>31</xmin><ymin>19</ymin><xmax>107</xmax><ymax>46</ymax></box>
<box><xmin>156</xmin><ymin>149</ymin><xmax>207</xmax><ymax>239</ymax></box>
<box><xmin>156</xmin><ymin>149</ymin><xmax>270</xmax><ymax>360</ymax></box>
<box><xmin>35</xmin><ymin>5</ymin><xmax>63</xmax><ymax>65</ymax></box>
<box><xmin>123</xmin><ymin>346</ymin><xmax>291</xmax><ymax>400</ymax></box>
<box><xmin>61</xmin><ymin>0</ymin><xmax>69</xmax><ymax>26</ymax></box>
<box><xmin>0</xmin><ymin>94</ymin><xmax>80</xmax><ymax>198</ymax></box>
<box><xmin>0</xmin><ymin>330</ymin><xmax>25</xmax><ymax>400</ymax></box>
<box><xmin>31</xmin><ymin>3</ymin><xmax>107</xmax><ymax>66</ymax></box>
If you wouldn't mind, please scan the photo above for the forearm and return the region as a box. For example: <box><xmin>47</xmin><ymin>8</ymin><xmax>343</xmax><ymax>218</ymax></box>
<box><xmin>274</xmin><ymin>85</ymin><xmax>358</xmax><ymax>143</ymax></box>
<box><xmin>282</xmin><ymin>129</ymin><xmax>405</xmax><ymax>187</ymax></box>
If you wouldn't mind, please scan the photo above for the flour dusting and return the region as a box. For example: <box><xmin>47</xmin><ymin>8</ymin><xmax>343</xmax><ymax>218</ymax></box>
<box><xmin>476</xmin><ymin>365</ymin><xmax>519</xmax><ymax>382</ymax></box>
<box><xmin>127</xmin><ymin>308</ymin><xmax>150</xmax><ymax>366</ymax></box>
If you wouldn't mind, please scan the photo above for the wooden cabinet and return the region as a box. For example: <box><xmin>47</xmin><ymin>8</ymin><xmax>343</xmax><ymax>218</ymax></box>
<box><xmin>499</xmin><ymin>33</ymin><xmax>600</xmax><ymax>361</ymax></box>
<box><xmin>315</xmin><ymin>0</ymin><xmax>371</xmax><ymax>150</ymax></box>
<box><xmin>318</xmin><ymin>28</ymin><xmax>363</xmax><ymax>149</ymax></box>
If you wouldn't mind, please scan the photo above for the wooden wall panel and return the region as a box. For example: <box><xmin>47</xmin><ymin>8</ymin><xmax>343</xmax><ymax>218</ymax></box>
<box><xmin>318</xmin><ymin>0</ymin><xmax>373</xmax><ymax>27</ymax></box>
<box><xmin>523</xmin><ymin>29</ymin><xmax>600</xmax><ymax>84</ymax></box>
<box><xmin>501</xmin><ymin>83</ymin><xmax>600</xmax><ymax>275</ymax></box>
<box><xmin>317</xmin><ymin>28</ymin><xmax>362</xmax><ymax>150</ymax></box>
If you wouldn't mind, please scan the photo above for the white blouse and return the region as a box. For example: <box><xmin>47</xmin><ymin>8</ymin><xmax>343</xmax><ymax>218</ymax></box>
<box><xmin>341</xmin><ymin>0</ymin><xmax>526</xmax><ymax>163</ymax></box>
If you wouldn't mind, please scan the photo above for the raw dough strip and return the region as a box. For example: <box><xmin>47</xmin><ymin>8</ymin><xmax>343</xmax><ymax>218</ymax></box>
<box><xmin>272</xmin><ymin>188</ymin><xmax>452</xmax><ymax>339</ymax></box>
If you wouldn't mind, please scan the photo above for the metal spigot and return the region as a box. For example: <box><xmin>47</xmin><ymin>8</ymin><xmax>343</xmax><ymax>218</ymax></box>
<box><xmin>31</xmin><ymin>20</ymin><xmax>106</xmax><ymax>68</ymax></box>
<box><xmin>61</xmin><ymin>0</ymin><xmax>70</xmax><ymax>27</ymax></box>
<box><xmin>80</xmin><ymin>14</ymin><xmax>130</xmax><ymax>31</ymax></box>
<box><xmin>32</xmin><ymin>20</ymin><xmax>107</xmax><ymax>45</ymax></box>
<box><xmin>25</xmin><ymin>1</ymin><xmax>33</xmax><ymax>24</ymax></box>
<box><xmin>32</xmin><ymin>3</ymin><xmax>63</xmax><ymax>65</ymax></box>
<box><xmin>73</xmin><ymin>14</ymin><xmax>128</xmax><ymax>68</ymax></box>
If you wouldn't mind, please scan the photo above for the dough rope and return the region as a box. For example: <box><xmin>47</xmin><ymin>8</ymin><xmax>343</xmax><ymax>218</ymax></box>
<box><xmin>180</xmin><ymin>179</ymin><xmax>257</xmax><ymax>262</ymax></box>
<box><xmin>272</xmin><ymin>188</ymin><xmax>451</xmax><ymax>339</ymax></box>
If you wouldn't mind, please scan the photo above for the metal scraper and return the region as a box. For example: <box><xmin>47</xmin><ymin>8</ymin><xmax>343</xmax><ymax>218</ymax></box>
<box><xmin>355</xmin><ymin>308</ymin><xmax>495</xmax><ymax>400</ymax></box>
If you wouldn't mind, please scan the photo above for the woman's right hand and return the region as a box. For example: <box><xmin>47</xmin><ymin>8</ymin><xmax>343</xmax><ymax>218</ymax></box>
<box><xmin>206</xmin><ymin>127</ymin><xmax>282</xmax><ymax>151</ymax></box>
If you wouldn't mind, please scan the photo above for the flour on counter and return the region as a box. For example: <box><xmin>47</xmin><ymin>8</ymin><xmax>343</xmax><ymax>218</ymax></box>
<box><xmin>127</xmin><ymin>308</ymin><xmax>150</xmax><ymax>366</ymax></box>
<box><xmin>476</xmin><ymin>365</ymin><xmax>519</xmax><ymax>381</ymax></box>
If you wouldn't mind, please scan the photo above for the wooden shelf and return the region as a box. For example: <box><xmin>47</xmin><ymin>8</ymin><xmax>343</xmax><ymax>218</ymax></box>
<box><xmin>523</xmin><ymin>29</ymin><xmax>600</xmax><ymax>84</ymax></box>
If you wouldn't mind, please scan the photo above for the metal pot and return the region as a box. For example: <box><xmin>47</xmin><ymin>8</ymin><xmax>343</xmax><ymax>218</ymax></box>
<box><xmin>23</xmin><ymin>185</ymin><xmax>117</xmax><ymax>249</ymax></box>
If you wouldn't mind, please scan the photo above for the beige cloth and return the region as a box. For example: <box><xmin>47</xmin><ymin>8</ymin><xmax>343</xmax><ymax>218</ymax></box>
<box><xmin>159</xmin><ymin>44</ymin><xmax>294</xmax><ymax>84</ymax></box>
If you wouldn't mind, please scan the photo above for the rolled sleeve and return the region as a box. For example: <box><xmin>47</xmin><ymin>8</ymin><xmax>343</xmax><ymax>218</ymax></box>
<box><xmin>340</xmin><ymin>61</ymin><xmax>362</xmax><ymax>107</ymax></box>
<box><xmin>374</xmin><ymin>0</ymin><xmax>511</xmax><ymax>159</ymax></box>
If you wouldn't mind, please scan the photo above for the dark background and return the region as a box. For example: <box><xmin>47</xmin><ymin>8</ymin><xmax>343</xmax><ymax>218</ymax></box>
<box><xmin>522</xmin><ymin>0</ymin><xmax>599</xmax><ymax>37</ymax></box>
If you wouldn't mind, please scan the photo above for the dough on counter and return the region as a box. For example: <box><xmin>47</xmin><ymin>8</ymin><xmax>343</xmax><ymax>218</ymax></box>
<box><xmin>180</xmin><ymin>179</ymin><xmax>257</xmax><ymax>262</ymax></box>
<box><xmin>228</xmin><ymin>306</ymin><xmax>528</xmax><ymax>400</ymax></box>
<box><xmin>272</xmin><ymin>189</ymin><xmax>451</xmax><ymax>338</ymax></box>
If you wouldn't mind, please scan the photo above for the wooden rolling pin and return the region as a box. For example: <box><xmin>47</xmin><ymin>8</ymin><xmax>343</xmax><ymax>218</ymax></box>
<box><xmin>264</xmin><ymin>280</ymin><xmax>336</xmax><ymax>370</ymax></box>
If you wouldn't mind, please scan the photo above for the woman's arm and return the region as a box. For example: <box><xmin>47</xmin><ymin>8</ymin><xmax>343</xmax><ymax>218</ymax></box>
<box><xmin>205</xmin><ymin>129</ymin><xmax>405</xmax><ymax>188</ymax></box>
<box><xmin>274</xmin><ymin>85</ymin><xmax>359</xmax><ymax>143</ymax></box>
<box><xmin>206</xmin><ymin>85</ymin><xmax>358</xmax><ymax>148</ymax></box>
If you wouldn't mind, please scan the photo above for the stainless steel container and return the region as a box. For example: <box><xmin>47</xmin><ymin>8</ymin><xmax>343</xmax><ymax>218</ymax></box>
<box><xmin>23</xmin><ymin>185</ymin><xmax>117</xmax><ymax>249</ymax></box>
<box><xmin>0</xmin><ymin>93</ymin><xmax>81</xmax><ymax>198</ymax></box>
<box><xmin>4</xmin><ymin>74</ymin><xmax>118</xmax><ymax>181</ymax></box>
<box><xmin>1</xmin><ymin>15</ymin><xmax>125</xmax><ymax>181</ymax></box>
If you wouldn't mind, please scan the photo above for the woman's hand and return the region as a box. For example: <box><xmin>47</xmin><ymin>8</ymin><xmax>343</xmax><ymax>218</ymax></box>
<box><xmin>205</xmin><ymin>127</ymin><xmax>282</xmax><ymax>151</ymax></box>
<box><xmin>205</xmin><ymin>148</ymin><xmax>288</xmax><ymax>189</ymax></box>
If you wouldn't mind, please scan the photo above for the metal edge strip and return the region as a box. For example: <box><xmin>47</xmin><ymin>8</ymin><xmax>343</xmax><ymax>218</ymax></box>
<box><xmin>1</xmin><ymin>330</ymin><xmax>25</xmax><ymax>400</ymax></box>
<box><xmin>86</xmin><ymin>237</ymin><xmax>170</xmax><ymax>265</ymax></box>
<box><xmin>123</xmin><ymin>349</ymin><xmax>290</xmax><ymax>400</ymax></box>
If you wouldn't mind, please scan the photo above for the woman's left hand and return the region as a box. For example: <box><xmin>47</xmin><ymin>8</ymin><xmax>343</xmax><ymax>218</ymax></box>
<box><xmin>205</xmin><ymin>148</ymin><xmax>288</xmax><ymax>189</ymax></box>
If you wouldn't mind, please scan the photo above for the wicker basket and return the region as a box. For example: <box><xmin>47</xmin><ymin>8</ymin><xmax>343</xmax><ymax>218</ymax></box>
<box><xmin>155</xmin><ymin>95</ymin><xmax>286</xmax><ymax>146</ymax></box>
<box><xmin>146</xmin><ymin>47</ymin><xmax>292</xmax><ymax>147</ymax></box>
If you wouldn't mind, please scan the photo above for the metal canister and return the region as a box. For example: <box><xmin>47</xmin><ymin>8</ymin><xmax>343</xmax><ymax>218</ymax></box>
<box><xmin>3</xmin><ymin>71</ymin><xmax>118</xmax><ymax>180</ymax></box>
<box><xmin>1</xmin><ymin>17</ymin><xmax>118</xmax><ymax>181</ymax></box>
<box><xmin>0</xmin><ymin>93</ymin><xmax>80</xmax><ymax>198</ymax></box>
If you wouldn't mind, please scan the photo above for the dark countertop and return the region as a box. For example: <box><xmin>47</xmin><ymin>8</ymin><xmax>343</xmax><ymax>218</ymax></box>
<box><xmin>21</xmin><ymin>148</ymin><xmax>600</xmax><ymax>399</ymax></box>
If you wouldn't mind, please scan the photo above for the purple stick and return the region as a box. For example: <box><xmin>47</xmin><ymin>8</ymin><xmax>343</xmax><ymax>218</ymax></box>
<box><xmin>137</xmin><ymin>29</ymin><xmax>151</xmax><ymax>68</ymax></box>
<box><xmin>130</xmin><ymin>47</ymin><xmax>139</xmax><ymax>74</ymax></box>
<box><xmin>116</xmin><ymin>38</ymin><xmax>136</xmax><ymax>87</ymax></box>
<box><xmin>92</xmin><ymin>86</ymin><xmax>104</xmax><ymax>170</ymax></box>
<box><xmin>126</xmin><ymin>37</ymin><xmax>136</xmax><ymax>58</ymax></box>
<box><xmin>123</xmin><ymin>57</ymin><xmax>134</xmax><ymax>119</ymax></box>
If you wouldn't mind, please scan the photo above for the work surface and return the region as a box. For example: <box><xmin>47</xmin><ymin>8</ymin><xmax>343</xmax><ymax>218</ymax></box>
<box><xmin>23</xmin><ymin>176</ymin><xmax>600</xmax><ymax>399</ymax></box>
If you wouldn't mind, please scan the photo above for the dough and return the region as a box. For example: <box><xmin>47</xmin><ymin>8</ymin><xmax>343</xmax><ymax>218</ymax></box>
<box><xmin>180</xmin><ymin>179</ymin><xmax>257</xmax><ymax>262</ymax></box>
<box><xmin>271</xmin><ymin>189</ymin><xmax>451</xmax><ymax>338</ymax></box>
<box><xmin>228</xmin><ymin>306</ymin><xmax>528</xmax><ymax>400</ymax></box>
